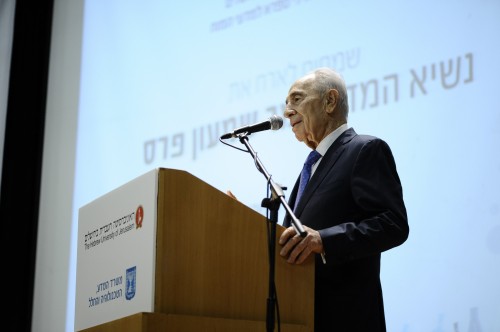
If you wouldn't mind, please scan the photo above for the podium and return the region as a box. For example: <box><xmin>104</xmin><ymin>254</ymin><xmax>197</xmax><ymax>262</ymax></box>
<box><xmin>76</xmin><ymin>168</ymin><xmax>314</xmax><ymax>332</ymax></box>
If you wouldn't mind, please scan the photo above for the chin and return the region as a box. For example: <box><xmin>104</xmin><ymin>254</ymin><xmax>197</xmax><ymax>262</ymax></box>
<box><xmin>295</xmin><ymin>134</ymin><xmax>308</xmax><ymax>143</ymax></box>
<box><xmin>295</xmin><ymin>134</ymin><xmax>306</xmax><ymax>142</ymax></box>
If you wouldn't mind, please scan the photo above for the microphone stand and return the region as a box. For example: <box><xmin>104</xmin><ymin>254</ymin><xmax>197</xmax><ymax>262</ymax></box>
<box><xmin>238</xmin><ymin>135</ymin><xmax>307</xmax><ymax>237</ymax></box>
<box><xmin>237</xmin><ymin>133</ymin><xmax>307</xmax><ymax>332</ymax></box>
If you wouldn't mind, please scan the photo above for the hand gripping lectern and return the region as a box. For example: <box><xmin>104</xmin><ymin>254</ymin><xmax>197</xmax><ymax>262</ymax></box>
<box><xmin>75</xmin><ymin>168</ymin><xmax>314</xmax><ymax>332</ymax></box>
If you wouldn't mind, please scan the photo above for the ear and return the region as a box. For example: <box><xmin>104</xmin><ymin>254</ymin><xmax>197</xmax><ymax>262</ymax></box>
<box><xmin>325</xmin><ymin>89</ymin><xmax>339</xmax><ymax>114</ymax></box>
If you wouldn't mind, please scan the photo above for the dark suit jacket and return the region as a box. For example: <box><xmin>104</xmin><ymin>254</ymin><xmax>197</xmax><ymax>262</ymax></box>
<box><xmin>283</xmin><ymin>128</ymin><xmax>409</xmax><ymax>332</ymax></box>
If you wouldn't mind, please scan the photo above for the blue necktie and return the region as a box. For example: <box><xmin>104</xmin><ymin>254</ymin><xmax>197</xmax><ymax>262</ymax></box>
<box><xmin>294</xmin><ymin>150</ymin><xmax>322</xmax><ymax>211</ymax></box>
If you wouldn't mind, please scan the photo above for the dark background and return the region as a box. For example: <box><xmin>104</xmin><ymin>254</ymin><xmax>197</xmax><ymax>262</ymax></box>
<box><xmin>0</xmin><ymin>1</ymin><xmax>54</xmax><ymax>331</ymax></box>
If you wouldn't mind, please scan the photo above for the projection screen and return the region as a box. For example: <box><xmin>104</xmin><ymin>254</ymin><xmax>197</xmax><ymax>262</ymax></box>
<box><xmin>34</xmin><ymin>1</ymin><xmax>500</xmax><ymax>331</ymax></box>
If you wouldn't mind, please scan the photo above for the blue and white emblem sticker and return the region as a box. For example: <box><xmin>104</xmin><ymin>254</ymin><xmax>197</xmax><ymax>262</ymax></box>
<box><xmin>125</xmin><ymin>266</ymin><xmax>136</xmax><ymax>300</ymax></box>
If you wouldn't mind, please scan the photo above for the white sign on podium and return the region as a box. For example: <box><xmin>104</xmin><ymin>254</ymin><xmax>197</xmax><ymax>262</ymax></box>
<box><xmin>75</xmin><ymin>169</ymin><xmax>158</xmax><ymax>331</ymax></box>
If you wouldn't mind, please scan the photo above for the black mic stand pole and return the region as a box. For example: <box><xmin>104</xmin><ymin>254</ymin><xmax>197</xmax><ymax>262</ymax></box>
<box><xmin>261</xmin><ymin>190</ymin><xmax>280</xmax><ymax>332</ymax></box>
<box><xmin>237</xmin><ymin>134</ymin><xmax>307</xmax><ymax>332</ymax></box>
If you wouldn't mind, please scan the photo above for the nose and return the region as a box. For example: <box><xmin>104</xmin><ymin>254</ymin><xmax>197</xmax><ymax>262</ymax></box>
<box><xmin>284</xmin><ymin>107</ymin><xmax>295</xmax><ymax>119</ymax></box>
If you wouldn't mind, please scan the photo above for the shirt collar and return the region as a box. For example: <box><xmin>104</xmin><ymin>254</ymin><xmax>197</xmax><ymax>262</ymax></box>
<box><xmin>315</xmin><ymin>123</ymin><xmax>349</xmax><ymax>156</ymax></box>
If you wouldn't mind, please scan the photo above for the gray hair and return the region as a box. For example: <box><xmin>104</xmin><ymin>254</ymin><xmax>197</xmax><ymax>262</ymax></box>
<box><xmin>312</xmin><ymin>67</ymin><xmax>349</xmax><ymax>120</ymax></box>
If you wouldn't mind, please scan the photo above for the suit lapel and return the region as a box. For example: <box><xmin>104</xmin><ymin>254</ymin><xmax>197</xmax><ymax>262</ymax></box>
<box><xmin>293</xmin><ymin>128</ymin><xmax>357</xmax><ymax>216</ymax></box>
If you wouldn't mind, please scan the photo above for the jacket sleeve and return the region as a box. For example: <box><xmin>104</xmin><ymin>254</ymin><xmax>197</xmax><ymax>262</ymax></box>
<box><xmin>318</xmin><ymin>138</ymin><xmax>409</xmax><ymax>262</ymax></box>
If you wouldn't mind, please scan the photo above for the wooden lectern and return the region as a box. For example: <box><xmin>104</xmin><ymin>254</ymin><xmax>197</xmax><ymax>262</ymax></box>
<box><xmin>79</xmin><ymin>168</ymin><xmax>314</xmax><ymax>332</ymax></box>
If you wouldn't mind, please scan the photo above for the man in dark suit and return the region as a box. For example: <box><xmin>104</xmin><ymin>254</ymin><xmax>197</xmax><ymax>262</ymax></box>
<box><xmin>279</xmin><ymin>67</ymin><xmax>409</xmax><ymax>332</ymax></box>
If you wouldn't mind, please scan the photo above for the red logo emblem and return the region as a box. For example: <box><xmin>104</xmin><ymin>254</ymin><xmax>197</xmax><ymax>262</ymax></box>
<box><xmin>135</xmin><ymin>205</ymin><xmax>144</xmax><ymax>229</ymax></box>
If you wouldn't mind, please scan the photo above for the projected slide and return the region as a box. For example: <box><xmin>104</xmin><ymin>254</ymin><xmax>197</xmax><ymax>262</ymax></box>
<box><xmin>68</xmin><ymin>1</ymin><xmax>500</xmax><ymax>331</ymax></box>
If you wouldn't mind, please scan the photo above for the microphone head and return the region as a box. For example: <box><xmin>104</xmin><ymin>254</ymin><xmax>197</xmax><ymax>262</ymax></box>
<box><xmin>270</xmin><ymin>115</ymin><xmax>283</xmax><ymax>131</ymax></box>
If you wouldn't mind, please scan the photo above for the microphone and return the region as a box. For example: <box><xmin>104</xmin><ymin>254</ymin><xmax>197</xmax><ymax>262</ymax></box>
<box><xmin>220</xmin><ymin>115</ymin><xmax>283</xmax><ymax>139</ymax></box>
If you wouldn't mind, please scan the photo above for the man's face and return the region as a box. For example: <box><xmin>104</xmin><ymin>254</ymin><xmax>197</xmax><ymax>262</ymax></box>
<box><xmin>284</xmin><ymin>74</ymin><xmax>327</xmax><ymax>148</ymax></box>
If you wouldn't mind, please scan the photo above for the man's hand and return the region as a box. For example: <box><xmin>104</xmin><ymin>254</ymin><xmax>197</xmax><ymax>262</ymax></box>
<box><xmin>279</xmin><ymin>225</ymin><xmax>324</xmax><ymax>264</ymax></box>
